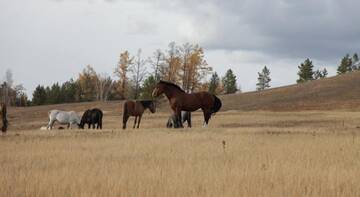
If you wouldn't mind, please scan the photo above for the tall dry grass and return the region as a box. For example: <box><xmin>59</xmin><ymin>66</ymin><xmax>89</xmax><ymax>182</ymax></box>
<box><xmin>1</xmin><ymin>111</ymin><xmax>360</xmax><ymax>196</ymax></box>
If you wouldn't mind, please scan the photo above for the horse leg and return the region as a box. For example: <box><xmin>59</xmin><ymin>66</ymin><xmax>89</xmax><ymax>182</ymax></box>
<box><xmin>123</xmin><ymin>115</ymin><xmax>129</xmax><ymax>129</ymax></box>
<box><xmin>137</xmin><ymin>115</ymin><xmax>142</xmax><ymax>128</ymax></box>
<box><xmin>47</xmin><ymin>119</ymin><xmax>55</xmax><ymax>130</ymax></box>
<box><xmin>67</xmin><ymin>123</ymin><xmax>70</xmax><ymax>129</ymax></box>
<box><xmin>175</xmin><ymin>109</ymin><xmax>183</xmax><ymax>128</ymax></box>
<box><xmin>92</xmin><ymin>122</ymin><xmax>95</xmax><ymax>129</ymax></box>
<box><xmin>133</xmin><ymin>116</ymin><xmax>138</xmax><ymax>129</ymax></box>
<box><xmin>188</xmin><ymin>113</ymin><xmax>192</xmax><ymax>128</ymax></box>
<box><xmin>203</xmin><ymin>110</ymin><xmax>211</xmax><ymax>127</ymax></box>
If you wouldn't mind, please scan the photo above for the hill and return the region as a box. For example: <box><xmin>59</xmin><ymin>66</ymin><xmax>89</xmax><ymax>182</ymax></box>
<box><xmin>220</xmin><ymin>71</ymin><xmax>360</xmax><ymax>111</ymax></box>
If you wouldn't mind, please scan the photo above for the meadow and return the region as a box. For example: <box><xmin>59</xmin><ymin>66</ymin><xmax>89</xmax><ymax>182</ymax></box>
<box><xmin>1</xmin><ymin>109</ymin><xmax>360</xmax><ymax>196</ymax></box>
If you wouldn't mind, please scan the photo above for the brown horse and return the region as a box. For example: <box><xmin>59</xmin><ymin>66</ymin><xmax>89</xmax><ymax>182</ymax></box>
<box><xmin>152</xmin><ymin>80</ymin><xmax>222</xmax><ymax>127</ymax></box>
<box><xmin>122</xmin><ymin>100</ymin><xmax>156</xmax><ymax>129</ymax></box>
<box><xmin>1</xmin><ymin>103</ymin><xmax>8</xmax><ymax>133</ymax></box>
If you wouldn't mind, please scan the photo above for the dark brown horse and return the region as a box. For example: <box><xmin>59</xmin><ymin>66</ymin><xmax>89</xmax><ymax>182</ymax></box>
<box><xmin>1</xmin><ymin>103</ymin><xmax>8</xmax><ymax>133</ymax></box>
<box><xmin>122</xmin><ymin>100</ymin><xmax>156</xmax><ymax>129</ymax></box>
<box><xmin>152</xmin><ymin>80</ymin><xmax>222</xmax><ymax>127</ymax></box>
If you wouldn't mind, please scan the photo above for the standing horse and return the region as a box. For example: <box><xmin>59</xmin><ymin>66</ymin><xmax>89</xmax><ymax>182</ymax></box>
<box><xmin>122</xmin><ymin>100</ymin><xmax>156</xmax><ymax>129</ymax></box>
<box><xmin>152</xmin><ymin>80</ymin><xmax>222</xmax><ymax>127</ymax></box>
<box><xmin>1</xmin><ymin>103</ymin><xmax>8</xmax><ymax>132</ymax></box>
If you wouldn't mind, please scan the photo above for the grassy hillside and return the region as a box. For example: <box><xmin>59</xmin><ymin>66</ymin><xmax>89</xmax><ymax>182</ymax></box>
<box><xmin>221</xmin><ymin>71</ymin><xmax>360</xmax><ymax>111</ymax></box>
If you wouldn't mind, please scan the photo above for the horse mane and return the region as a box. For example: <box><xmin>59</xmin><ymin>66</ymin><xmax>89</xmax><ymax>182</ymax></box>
<box><xmin>140</xmin><ymin>100</ymin><xmax>153</xmax><ymax>108</ymax></box>
<box><xmin>159</xmin><ymin>80</ymin><xmax>185</xmax><ymax>93</ymax></box>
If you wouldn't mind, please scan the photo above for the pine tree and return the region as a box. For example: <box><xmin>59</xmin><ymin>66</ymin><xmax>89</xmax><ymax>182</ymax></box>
<box><xmin>32</xmin><ymin>85</ymin><xmax>47</xmax><ymax>105</ymax></box>
<box><xmin>208</xmin><ymin>72</ymin><xmax>220</xmax><ymax>94</ymax></box>
<box><xmin>297</xmin><ymin>58</ymin><xmax>314</xmax><ymax>83</ymax></box>
<box><xmin>256</xmin><ymin>66</ymin><xmax>271</xmax><ymax>91</ymax></box>
<box><xmin>140</xmin><ymin>75</ymin><xmax>157</xmax><ymax>99</ymax></box>
<box><xmin>222</xmin><ymin>69</ymin><xmax>237</xmax><ymax>94</ymax></box>
<box><xmin>337</xmin><ymin>54</ymin><xmax>352</xmax><ymax>74</ymax></box>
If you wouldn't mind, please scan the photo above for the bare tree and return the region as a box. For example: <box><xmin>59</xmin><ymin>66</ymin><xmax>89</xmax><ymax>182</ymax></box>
<box><xmin>149</xmin><ymin>49</ymin><xmax>165</xmax><ymax>81</ymax></box>
<box><xmin>130</xmin><ymin>49</ymin><xmax>147</xmax><ymax>99</ymax></box>
<box><xmin>95</xmin><ymin>73</ymin><xmax>113</xmax><ymax>101</ymax></box>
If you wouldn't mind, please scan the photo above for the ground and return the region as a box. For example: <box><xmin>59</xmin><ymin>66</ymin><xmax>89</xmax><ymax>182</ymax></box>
<box><xmin>1</xmin><ymin>109</ymin><xmax>360</xmax><ymax>196</ymax></box>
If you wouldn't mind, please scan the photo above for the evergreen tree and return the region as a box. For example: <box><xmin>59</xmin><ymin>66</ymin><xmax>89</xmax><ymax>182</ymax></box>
<box><xmin>256</xmin><ymin>66</ymin><xmax>271</xmax><ymax>91</ymax></box>
<box><xmin>337</xmin><ymin>54</ymin><xmax>352</xmax><ymax>74</ymax></box>
<box><xmin>222</xmin><ymin>69</ymin><xmax>237</xmax><ymax>94</ymax></box>
<box><xmin>140</xmin><ymin>75</ymin><xmax>157</xmax><ymax>99</ymax></box>
<box><xmin>32</xmin><ymin>85</ymin><xmax>47</xmax><ymax>105</ymax></box>
<box><xmin>314</xmin><ymin>68</ymin><xmax>328</xmax><ymax>79</ymax></box>
<box><xmin>208</xmin><ymin>72</ymin><xmax>220</xmax><ymax>94</ymax></box>
<box><xmin>352</xmin><ymin>53</ymin><xmax>359</xmax><ymax>70</ymax></box>
<box><xmin>297</xmin><ymin>58</ymin><xmax>314</xmax><ymax>83</ymax></box>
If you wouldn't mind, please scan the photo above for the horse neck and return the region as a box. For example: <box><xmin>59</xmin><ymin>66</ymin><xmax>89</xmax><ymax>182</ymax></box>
<box><xmin>163</xmin><ymin>87</ymin><xmax>184</xmax><ymax>99</ymax></box>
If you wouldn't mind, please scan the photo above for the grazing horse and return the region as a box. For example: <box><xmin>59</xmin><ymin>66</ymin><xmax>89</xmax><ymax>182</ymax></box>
<box><xmin>79</xmin><ymin>108</ymin><xmax>103</xmax><ymax>129</ymax></box>
<box><xmin>167</xmin><ymin>111</ymin><xmax>192</xmax><ymax>128</ymax></box>
<box><xmin>47</xmin><ymin>110</ymin><xmax>81</xmax><ymax>130</ymax></box>
<box><xmin>122</xmin><ymin>100</ymin><xmax>156</xmax><ymax>129</ymax></box>
<box><xmin>152</xmin><ymin>80</ymin><xmax>222</xmax><ymax>127</ymax></box>
<box><xmin>1</xmin><ymin>103</ymin><xmax>8</xmax><ymax>132</ymax></box>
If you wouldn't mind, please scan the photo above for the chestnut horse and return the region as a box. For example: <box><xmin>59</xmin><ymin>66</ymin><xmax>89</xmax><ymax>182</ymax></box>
<box><xmin>152</xmin><ymin>80</ymin><xmax>222</xmax><ymax>127</ymax></box>
<box><xmin>122</xmin><ymin>100</ymin><xmax>156</xmax><ymax>129</ymax></box>
<box><xmin>1</xmin><ymin>103</ymin><xmax>8</xmax><ymax>132</ymax></box>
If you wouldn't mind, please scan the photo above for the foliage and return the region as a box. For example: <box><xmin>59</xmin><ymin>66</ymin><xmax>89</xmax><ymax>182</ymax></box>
<box><xmin>222</xmin><ymin>69</ymin><xmax>238</xmax><ymax>94</ymax></box>
<box><xmin>297</xmin><ymin>58</ymin><xmax>314</xmax><ymax>83</ymax></box>
<box><xmin>256</xmin><ymin>66</ymin><xmax>271</xmax><ymax>91</ymax></box>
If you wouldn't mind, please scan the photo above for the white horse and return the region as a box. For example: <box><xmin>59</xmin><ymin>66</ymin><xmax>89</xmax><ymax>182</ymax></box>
<box><xmin>47</xmin><ymin>110</ymin><xmax>81</xmax><ymax>130</ymax></box>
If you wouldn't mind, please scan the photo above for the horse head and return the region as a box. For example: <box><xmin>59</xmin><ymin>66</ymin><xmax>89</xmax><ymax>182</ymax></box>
<box><xmin>152</xmin><ymin>82</ymin><xmax>165</xmax><ymax>98</ymax></box>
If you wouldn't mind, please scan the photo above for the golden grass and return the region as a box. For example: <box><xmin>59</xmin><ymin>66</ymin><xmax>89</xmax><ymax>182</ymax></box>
<box><xmin>1</xmin><ymin>110</ymin><xmax>360</xmax><ymax>196</ymax></box>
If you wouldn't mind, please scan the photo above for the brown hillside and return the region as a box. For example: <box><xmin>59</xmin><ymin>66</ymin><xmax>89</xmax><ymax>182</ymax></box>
<box><xmin>220</xmin><ymin>71</ymin><xmax>360</xmax><ymax>111</ymax></box>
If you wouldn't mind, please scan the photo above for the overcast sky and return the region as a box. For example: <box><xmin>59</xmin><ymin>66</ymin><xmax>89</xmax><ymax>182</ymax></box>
<box><xmin>1</xmin><ymin>0</ymin><xmax>359</xmax><ymax>97</ymax></box>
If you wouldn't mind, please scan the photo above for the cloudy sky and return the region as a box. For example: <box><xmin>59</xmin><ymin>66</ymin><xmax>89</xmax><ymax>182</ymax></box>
<box><xmin>1</xmin><ymin>0</ymin><xmax>359</xmax><ymax>97</ymax></box>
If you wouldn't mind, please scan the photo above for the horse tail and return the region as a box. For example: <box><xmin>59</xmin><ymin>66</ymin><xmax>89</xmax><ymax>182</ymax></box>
<box><xmin>210</xmin><ymin>95</ymin><xmax>222</xmax><ymax>115</ymax></box>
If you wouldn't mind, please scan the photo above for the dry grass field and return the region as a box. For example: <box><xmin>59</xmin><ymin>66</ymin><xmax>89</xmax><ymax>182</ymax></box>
<box><xmin>2</xmin><ymin>72</ymin><xmax>360</xmax><ymax>196</ymax></box>
<box><xmin>1</xmin><ymin>108</ymin><xmax>360</xmax><ymax>196</ymax></box>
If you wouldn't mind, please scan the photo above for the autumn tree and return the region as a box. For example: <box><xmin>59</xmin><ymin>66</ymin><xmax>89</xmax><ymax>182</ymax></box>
<box><xmin>162</xmin><ymin>42</ymin><xmax>181</xmax><ymax>83</ymax></box>
<box><xmin>114</xmin><ymin>51</ymin><xmax>133</xmax><ymax>99</ymax></box>
<box><xmin>77</xmin><ymin>65</ymin><xmax>98</xmax><ymax>101</ymax></box>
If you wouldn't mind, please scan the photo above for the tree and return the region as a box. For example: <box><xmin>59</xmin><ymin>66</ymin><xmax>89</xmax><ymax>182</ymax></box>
<box><xmin>208</xmin><ymin>72</ymin><xmax>220</xmax><ymax>94</ymax></box>
<box><xmin>114</xmin><ymin>51</ymin><xmax>133</xmax><ymax>99</ymax></box>
<box><xmin>352</xmin><ymin>53</ymin><xmax>359</xmax><ymax>70</ymax></box>
<box><xmin>95</xmin><ymin>73</ymin><xmax>113</xmax><ymax>101</ymax></box>
<box><xmin>222</xmin><ymin>69</ymin><xmax>237</xmax><ymax>94</ymax></box>
<box><xmin>140</xmin><ymin>75</ymin><xmax>157</xmax><ymax>99</ymax></box>
<box><xmin>297</xmin><ymin>58</ymin><xmax>314</xmax><ymax>83</ymax></box>
<box><xmin>314</xmin><ymin>68</ymin><xmax>328</xmax><ymax>79</ymax></box>
<box><xmin>162</xmin><ymin>42</ymin><xmax>181</xmax><ymax>83</ymax></box>
<box><xmin>77</xmin><ymin>65</ymin><xmax>98</xmax><ymax>101</ymax></box>
<box><xmin>149</xmin><ymin>49</ymin><xmax>165</xmax><ymax>82</ymax></box>
<box><xmin>256</xmin><ymin>66</ymin><xmax>271</xmax><ymax>91</ymax></box>
<box><xmin>130</xmin><ymin>49</ymin><xmax>147</xmax><ymax>99</ymax></box>
<box><xmin>337</xmin><ymin>54</ymin><xmax>353</xmax><ymax>74</ymax></box>
<box><xmin>32</xmin><ymin>85</ymin><xmax>47</xmax><ymax>105</ymax></box>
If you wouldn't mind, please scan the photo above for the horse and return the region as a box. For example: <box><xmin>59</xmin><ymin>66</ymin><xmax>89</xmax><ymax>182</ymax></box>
<box><xmin>152</xmin><ymin>80</ymin><xmax>222</xmax><ymax>127</ymax></box>
<box><xmin>79</xmin><ymin>108</ymin><xmax>103</xmax><ymax>129</ymax></box>
<box><xmin>167</xmin><ymin>111</ymin><xmax>191</xmax><ymax>128</ymax></box>
<box><xmin>1</xmin><ymin>103</ymin><xmax>8</xmax><ymax>132</ymax></box>
<box><xmin>122</xmin><ymin>100</ymin><xmax>156</xmax><ymax>129</ymax></box>
<box><xmin>47</xmin><ymin>110</ymin><xmax>81</xmax><ymax>130</ymax></box>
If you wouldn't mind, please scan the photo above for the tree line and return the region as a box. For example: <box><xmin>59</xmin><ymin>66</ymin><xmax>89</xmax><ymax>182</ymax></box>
<box><xmin>2</xmin><ymin>46</ymin><xmax>359</xmax><ymax>106</ymax></box>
